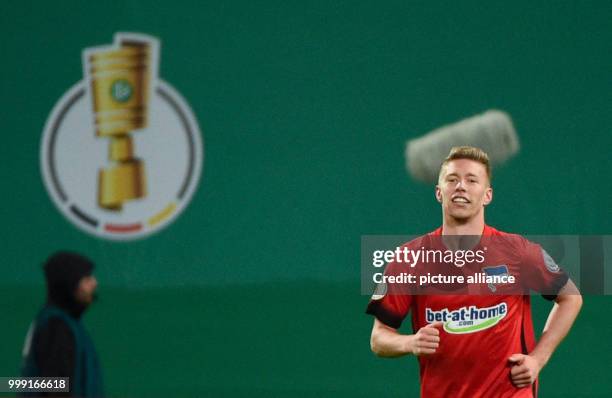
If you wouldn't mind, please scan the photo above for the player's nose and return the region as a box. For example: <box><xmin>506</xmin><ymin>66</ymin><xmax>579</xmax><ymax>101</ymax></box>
<box><xmin>454</xmin><ymin>180</ymin><xmax>466</xmax><ymax>191</ymax></box>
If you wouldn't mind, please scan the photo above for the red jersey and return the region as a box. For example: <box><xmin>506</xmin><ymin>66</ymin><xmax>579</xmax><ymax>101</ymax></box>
<box><xmin>366</xmin><ymin>225</ymin><xmax>569</xmax><ymax>398</ymax></box>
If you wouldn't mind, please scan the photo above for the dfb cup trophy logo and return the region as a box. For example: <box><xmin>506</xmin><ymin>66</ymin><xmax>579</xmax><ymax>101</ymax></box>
<box><xmin>41</xmin><ymin>33</ymin><xmax>203</xmax><ymax>241</ymax></box>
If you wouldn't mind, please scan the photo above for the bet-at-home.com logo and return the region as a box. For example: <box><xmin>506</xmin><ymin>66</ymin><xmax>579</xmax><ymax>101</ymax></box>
<box><xmin>426</xmin><ymin>302</ymin><xmax>507</xmax><ymax>334</ymax></box>
<box><xmin>40</xmin><ymin>32</ymin><xmax>203</xmax><ymax>241</ymax></box>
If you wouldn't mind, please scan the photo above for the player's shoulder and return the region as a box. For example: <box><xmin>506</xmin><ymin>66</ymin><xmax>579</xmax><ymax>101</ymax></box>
<box><xmin>484</xmin><ymin>225</ymin><xmax>532</xmax><ymax>251</ymax></box>
<box><xmin>399</xmin><ymin>229</ymin><xmax>438</xmax><ymax>250</ymax></box>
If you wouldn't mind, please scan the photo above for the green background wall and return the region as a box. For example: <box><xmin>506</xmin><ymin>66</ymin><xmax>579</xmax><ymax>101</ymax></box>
<box><xmin>1</xmin><ymin>1</ymin><xmax>610</xmax><ymax>396</ymax></box>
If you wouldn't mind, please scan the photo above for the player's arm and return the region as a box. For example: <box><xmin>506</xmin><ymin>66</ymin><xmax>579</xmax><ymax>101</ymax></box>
<box><xmin>532</xmin><ymin>279</ymin><xmax>582</xmax><ymax>366</ymax></box>
<box><xmin>370</xmin><ymin>318</ymin><xmax>441</xmax><ymax>357</ymax></box>
<box><xmin>509</xmin><ymin>279</ymin><xmax>582</xmax><ymax>388</ymax></box>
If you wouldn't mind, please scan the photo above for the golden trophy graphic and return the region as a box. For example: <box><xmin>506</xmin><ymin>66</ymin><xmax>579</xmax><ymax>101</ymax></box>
<box><xmin>87</xmin><ymin>37</ymin><xmax>151</xmax><ymax>210</ymax></box>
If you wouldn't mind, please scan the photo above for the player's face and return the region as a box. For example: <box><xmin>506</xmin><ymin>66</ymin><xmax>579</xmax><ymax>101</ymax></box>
<box><xmin>435</xmin><ymin>159</ymin><xmax>492</xmax><ymax>222</ymax></box>
<box><xmin>75</xmin><ymin>275</ymin><xmax>98</xmax><ymax>305</ymax></box>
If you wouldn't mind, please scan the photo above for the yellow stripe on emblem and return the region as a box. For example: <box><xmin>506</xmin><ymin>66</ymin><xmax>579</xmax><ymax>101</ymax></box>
<box><xmin>148</xmin><ymin>202</ymin><xmax>177</xmax><ymax>227</ymax></box>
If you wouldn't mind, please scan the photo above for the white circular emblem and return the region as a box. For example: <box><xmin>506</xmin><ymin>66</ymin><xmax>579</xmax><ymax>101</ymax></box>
<box><xmin>41</xmin><ymin>81</ymin><xmax>203</xmax><ymax>241</ymax></box>
<box><xmin>371</xmin><ymin>282</ymin><xmax>387</xmax><ymax>300</ymax></box>
<box><xmin>541</xmin><ymin>248</ymin><xmax>560</xmax><ymax>273</ymax></box>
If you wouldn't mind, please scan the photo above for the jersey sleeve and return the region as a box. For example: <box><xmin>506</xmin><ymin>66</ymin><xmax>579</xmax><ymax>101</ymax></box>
<box><xmin>365</xmin><ymin>260</ymin><xmax>413</xmax><ymax>329</ymax></box>
<box><xmin>520</xmin><ymin>239</ymin><xmax>569</xmax><ymax>298</ymax></box>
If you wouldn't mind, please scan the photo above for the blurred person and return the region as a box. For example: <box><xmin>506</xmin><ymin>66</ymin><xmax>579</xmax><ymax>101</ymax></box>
<box><xmin>367</xmin><ymin>146</ymin><xmax>582</xmax><ymax>397</ymax></box>
<box><xmin>20</xmin><ymin>251</ymin><xmax>103</xmax><ymax>397</ymax></box>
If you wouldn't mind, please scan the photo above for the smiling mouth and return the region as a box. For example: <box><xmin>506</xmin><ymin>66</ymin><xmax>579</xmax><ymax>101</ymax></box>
<box><xmin>452</xmin><ymin>197</ymin><xmax>470</xmax><ymax>204</ymax></box>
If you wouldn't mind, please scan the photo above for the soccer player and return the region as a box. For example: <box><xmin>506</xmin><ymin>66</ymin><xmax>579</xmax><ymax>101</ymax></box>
<box><xmin>366</xmin><ymin>146</ymin><xmax>582</xmax><ymax>397</ymax></box>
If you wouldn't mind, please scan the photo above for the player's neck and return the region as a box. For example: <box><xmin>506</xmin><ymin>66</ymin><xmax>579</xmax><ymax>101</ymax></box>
<box><xmin>442</xmin><ymin>214</ymin><xmax>485</xmax><ymax>236</ymax></box>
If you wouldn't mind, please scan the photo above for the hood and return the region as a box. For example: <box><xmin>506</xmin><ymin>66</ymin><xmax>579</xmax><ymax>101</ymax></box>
<box><xmin>44</xmin><ymin>251</ymin><xmax>94</xmax><ymax>318</ymax></box>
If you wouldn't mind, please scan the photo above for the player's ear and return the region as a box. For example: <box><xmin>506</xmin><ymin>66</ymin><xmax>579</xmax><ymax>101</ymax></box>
<box><xmin>483</xmin><ymin>186</ymin><xmax>493</xmax><ymax>206</ymax></box>
<box><xmin>435</xmin><ymin>185</ymin><xmax>442</xmax><ymax>203</ymax></box>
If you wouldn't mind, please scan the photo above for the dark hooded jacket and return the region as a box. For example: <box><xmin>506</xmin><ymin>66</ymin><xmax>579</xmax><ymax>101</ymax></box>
<box><xmin>20</xmin><ymin>251</ymin><xmax>103</xmax><ymax>397</ymax></box>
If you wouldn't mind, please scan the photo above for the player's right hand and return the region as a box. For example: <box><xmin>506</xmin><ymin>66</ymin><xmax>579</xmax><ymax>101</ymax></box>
<box><xmin>410</xmin><ymin>321</ymin><xmax>443</xmax><ymax>355</ymax></box>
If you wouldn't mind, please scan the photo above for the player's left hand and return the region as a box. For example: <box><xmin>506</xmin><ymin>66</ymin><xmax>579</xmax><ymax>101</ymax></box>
<box><xmin>508</xmin><ymin>354</ymin><xmax>541</xmax><ymax>388</ymax></box>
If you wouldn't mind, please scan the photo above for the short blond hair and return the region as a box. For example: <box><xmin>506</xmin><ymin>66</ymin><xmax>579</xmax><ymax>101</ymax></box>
<box><xmin>439</xmin><ymin>146</ymin><xmax>491</xmax><ymax>182</ymax></box>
